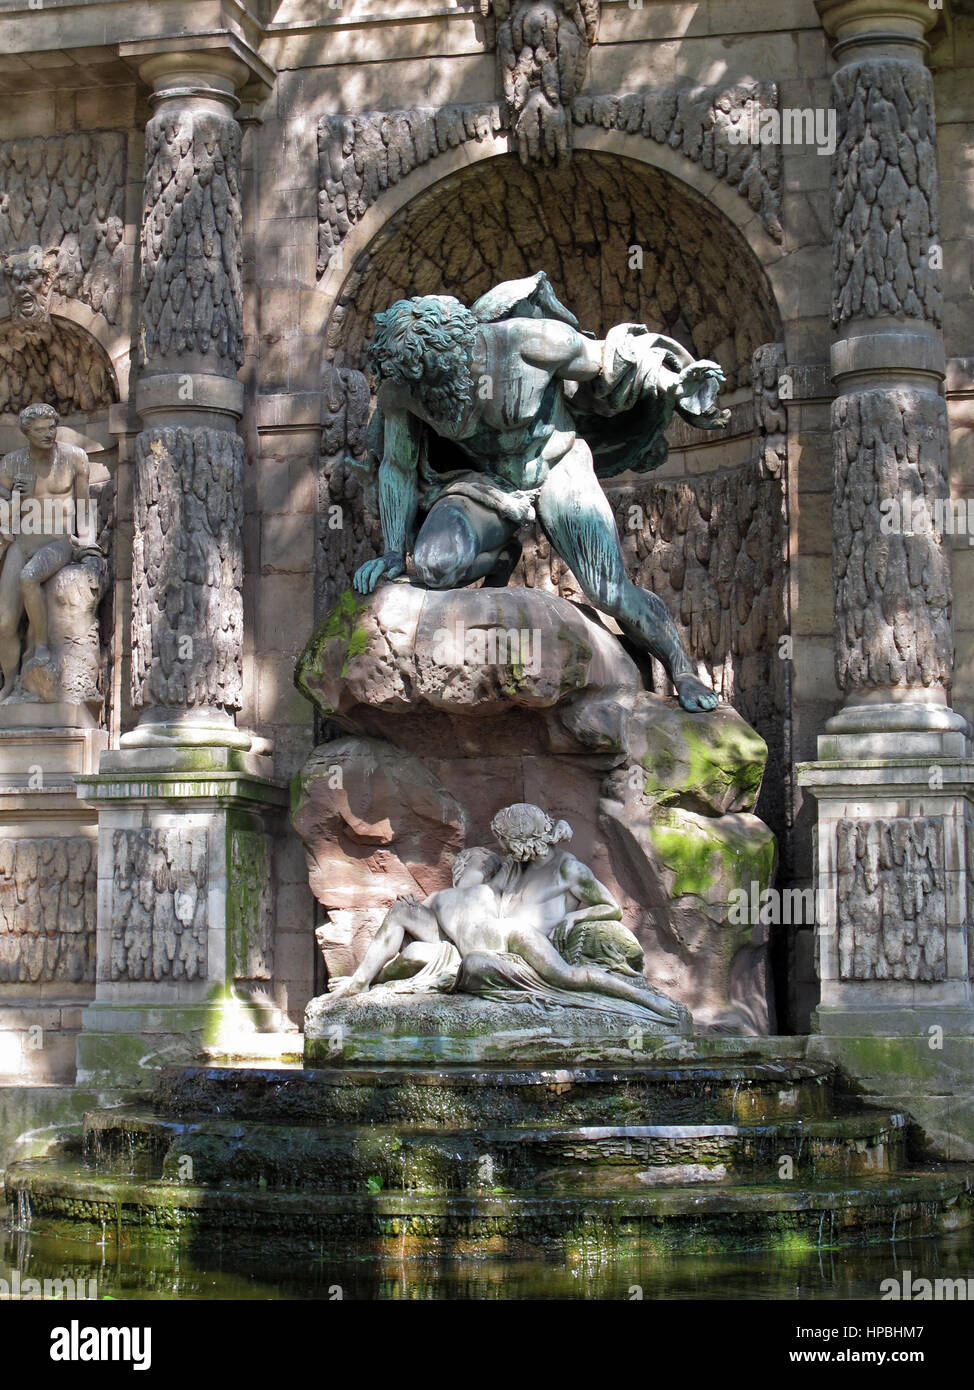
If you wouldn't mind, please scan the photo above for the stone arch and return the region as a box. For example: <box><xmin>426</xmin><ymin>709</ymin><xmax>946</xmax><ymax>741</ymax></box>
<box><xmin>319</xmin><ymin>134</ymin><xmax>786</xmax><ymax>392</ymax></box>
<box><xmin>0</xmin><ymin>312</ymin><xmax>120</xmax><ymax>419</ymax></box>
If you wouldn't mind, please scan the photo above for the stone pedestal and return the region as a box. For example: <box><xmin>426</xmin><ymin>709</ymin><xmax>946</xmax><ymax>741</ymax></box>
<box><xmin>0</xmin><ymin>712</ymin><xmax>106</xmax><ymax>1083</ymax></box>
<box><xmin>293</xmin><ymin>583</ymin><xmax>777</xmax><ymax>1034</ymax></box>
<box><xmin>74</xmin><ymin>744</ymin><xmax>288</xmax><ymax>1085</ymax></box>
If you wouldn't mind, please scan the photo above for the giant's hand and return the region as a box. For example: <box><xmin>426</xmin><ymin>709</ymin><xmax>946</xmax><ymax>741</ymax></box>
<box><xmin>353</xmin><ymin>552</ymin><xmax>406</xmax><ymax>594</ymax></box>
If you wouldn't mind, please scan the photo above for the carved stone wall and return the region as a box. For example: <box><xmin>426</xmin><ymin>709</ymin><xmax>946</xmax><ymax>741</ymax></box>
<box><xmin>324</xmin><ymin>149</ymin><xmax>781</xmax><ymax>393</ymax></box>
<box><xmin>832</xmin><ymin>60</ymin><xmax>942</xmax><ymax>328</ymax></box>
<box><xmin>317</xmin><ymin>82</ymin><xmax>781</xmax><ymax>280</ymax></box>
<box><xmin>0</xmin><ymin>132</ymin><xmax>126</xmax><ymax>326</ymax></box>
<box><xmin>836</xmin><ymin>817</ymin><xmax>946</xmax><ymax>981</ymax></box>
<box><xmin>317</xmin><ymin>365</ymin><xmax>375</xmax><ymax>619</ymax></box>
<box><xmin>131</xmin><ymin>427</ymin><xmax>244</xmax><ymax>712</ymax></box>
<box><xmin>140</xmin><ymin>109</ymin><xmax>244</xmax><ymax>370</ymax></box>
<box><xmin>109</xmin><ymin>828</ymin><xmax>208</xmax><ymax>983</ymax></box>
<box><xmin>751</xmin><ymin>341</ymin><xmax>788</xmax><ymax>480</ymax></box>
<box><xmin>832</xmin><ymin>388</ymin><xmax>951</xmax><ymax>692</ymax></box>
<box><xmin>0</xmin><ymin>838</ymin><xmax>96</xmax><ymax>985</ymax></box>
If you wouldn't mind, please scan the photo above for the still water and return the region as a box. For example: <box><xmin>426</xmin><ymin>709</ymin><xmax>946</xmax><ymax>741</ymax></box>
<box><xmin>2</xmin><ymin>1223</ymin><xmax>972</xmax><ymax>1300</ymax></box>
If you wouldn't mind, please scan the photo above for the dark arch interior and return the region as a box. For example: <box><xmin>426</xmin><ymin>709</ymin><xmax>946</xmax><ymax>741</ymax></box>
<box><xmin>0</xmin><ymin>315</ymin><xmax>118</xmax><ymax>418</ymax></box>
<box><xmin>326</xmin><ymin>149</ymin><xmax>783</xmax><ymax>393</ymax></box>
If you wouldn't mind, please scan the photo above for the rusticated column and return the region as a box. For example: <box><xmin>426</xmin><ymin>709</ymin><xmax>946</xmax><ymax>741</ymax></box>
<box><xmin>74</xmin><ymin>44</ymin><xmax>289</xmax><ymax>1084</ymax></box>
<box><xmin>820</xmin><ymin>0</ymin><xmax>959</xmax><ymax>745</ymax></box>
<box><xmin>800</xmin><ymin>4</ymin><xmax>974</xmax><ymax>1141</ymax></box>
<box><xmin>128</xmin><ymin>51</ymin><xmax>251</xmax><ymax>747</ymax></box>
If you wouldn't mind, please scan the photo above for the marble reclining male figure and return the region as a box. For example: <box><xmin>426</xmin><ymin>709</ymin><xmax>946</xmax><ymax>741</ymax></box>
<box><xmin>352</xmin><ymin>271</ymin><xmax>729</xmax><ymax>712</ymax></box>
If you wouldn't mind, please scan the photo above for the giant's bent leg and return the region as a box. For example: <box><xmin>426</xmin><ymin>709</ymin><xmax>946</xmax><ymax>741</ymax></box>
<box><xmin>537</xmin><ymin>443</ymin><xmax>717</xmax><ymax>711</ymax></box>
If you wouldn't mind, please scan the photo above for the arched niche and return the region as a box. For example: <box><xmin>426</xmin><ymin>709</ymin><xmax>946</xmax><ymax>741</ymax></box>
<box><xmin>323</xmin><ymin>147</ymin><xmax>783</xmax><ymax>395</ymax></box>
<box><xmin>0</xmin><ymin>313</ymin><xmax>120</xmax><ymax>418</ymax></box>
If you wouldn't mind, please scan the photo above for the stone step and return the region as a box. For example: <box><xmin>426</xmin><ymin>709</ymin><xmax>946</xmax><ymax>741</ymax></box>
<box><xmin>154</xmin><ymin>1061</ymin><xmax>838</xmax><ymax>1129</ymax></box>
<box><xmin>5</xmin><ymin>1158</ymin><xmax>971</xmax><ymax>1255</ymax></box>
<box><xmin>81</xmin><ymin>1107</ymin><xmax>910</xmax><ymax>1189</ymax></box>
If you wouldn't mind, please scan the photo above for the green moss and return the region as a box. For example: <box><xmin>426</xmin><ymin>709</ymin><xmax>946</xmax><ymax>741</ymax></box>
<box><xmin>294</xmin><ymin>587</ymin><xmax>372</xmax><ymax>709</ymax></box>
<box><xmin>556</xmin><ymin>627</ymin><xmax>594</xmax><ymax>691</ymax></box>
<box><xmin>649</xmin><ymin>822</ymin><xmax>722</xmax><ymax>897</ymax></box>
<box><xmin>648</xmin><ymin>807</ymin><xmax>776</xmax><ymax>907</ymax></box>
<box><xmin>680</xmin><ymin>719</ymin><xmax>767</xmax><ymax>808</ymax></box>
<box><xmin>226</xmin><ymin>827</ymin><xmax>272</xmax><ymax>981</ymax></box>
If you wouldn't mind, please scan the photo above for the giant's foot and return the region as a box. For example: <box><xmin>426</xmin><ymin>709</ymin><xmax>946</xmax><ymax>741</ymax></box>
<box><xmin>675</xmin><ymin>674</ymin><xmax>719</xmax><ymax>712</ymax></box>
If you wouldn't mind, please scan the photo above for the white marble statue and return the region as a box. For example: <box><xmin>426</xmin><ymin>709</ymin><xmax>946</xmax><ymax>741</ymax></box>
<box><xmin>322</xmin><ymin>802</ymin><xmax>686</xmax><ymax>1025</ymax></box>
<box><xmin>0</xmin><ymin>402</ymin><xmax>104</xmax><ymax>705</ymax></box>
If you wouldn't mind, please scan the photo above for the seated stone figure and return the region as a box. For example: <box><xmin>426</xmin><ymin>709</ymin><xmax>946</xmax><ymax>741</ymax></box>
<box><xmin>325</xmin><ymin>802</ymin><xmax>687</xmax><ymax>1026</ymax></box>
<box><xmin>0</xmin><ymin>402</ymin><xmax>103</xmax><ymax>704</ymax></box>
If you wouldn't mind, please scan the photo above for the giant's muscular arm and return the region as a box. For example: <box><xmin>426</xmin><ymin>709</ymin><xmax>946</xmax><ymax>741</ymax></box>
<box><xmin>353</xmin><ymin>406</ymin><xmax>423</xmax><ymax>594</ymax></box>
<box><xmin>519</xmin><ymin>319</ymin><xmax>727</xmax><ymax>426</ymax></box>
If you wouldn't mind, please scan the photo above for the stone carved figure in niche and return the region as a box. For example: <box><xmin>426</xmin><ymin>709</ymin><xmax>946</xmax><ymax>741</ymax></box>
<box><xmin>484</xmin><ymin>0</ymin><xmax>601</xmax><ymax>164</ymax></box>
<box><xmin>0</xmin><ymin>403</ymin><xmax>104</xmax><ymax>705</ymax></box>
<box><xmin>323</xmin><ymin>802</ymin><xmax>689</xmax><ymax>1027</ymax></box>
<box><xmin>352</xmin><ymin>271</ymin><xmax>728</xmax><ymax>711</ymax></box>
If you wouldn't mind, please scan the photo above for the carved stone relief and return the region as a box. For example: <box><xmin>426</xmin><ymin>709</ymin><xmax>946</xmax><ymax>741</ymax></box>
<box><xmin>131</xmin><ymin>427</ymin><xmax>244</xmax><ymax>712</ymax></box>
<box><xmin>140</xmin><ymin>110</ymin><xmax>244</xmax><ymax>369</ymax></box>
<box><xmin>0</xmin><ymin>132</ymin><xmax>126</xmax><ymax>326</ymax></box>
<box><xmin>836</xmin><ymin>817</ymin><xmax>946</xmax><ymax>981</ymax></box>
<box><xmin>317</xmin><ymin>81</ymin><xmax>782</xmax><ymax>279</ymax></box>
<box><xmin>109</xmin><ymin>828</ymin><xmax>208</xmax><ymax>983</ymax></box>
<box><xmin>0</xmin><ymin>837</ymin><xmax>96</xmax><ymax>985</ymax></box>
<box><xmin>832</xmin><ymin>387</ymin><xmax>951</xmax><ymax>693</ymax></box>
<box><xmin>832</xmin><ymin>59</ymin><xmax>942</xmax><ymax>327</ymax></box>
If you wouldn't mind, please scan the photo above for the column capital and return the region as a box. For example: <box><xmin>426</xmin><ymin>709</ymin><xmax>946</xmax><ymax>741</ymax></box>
<box><xmin>816</xmin><ymin>0</ymin><xmax>941</xmax><ymax>60</ymax></box>
<box><xmin>120</xmin><ymin>34</ymin><xmax>274</xmax><ymax>106</ymax></box>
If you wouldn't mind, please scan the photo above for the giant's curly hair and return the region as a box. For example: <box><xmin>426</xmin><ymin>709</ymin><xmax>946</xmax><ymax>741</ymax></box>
<box><xmin>366</xmin><ymin>295</ymin><xmax>478</xmax><ymax>426</ymax></box>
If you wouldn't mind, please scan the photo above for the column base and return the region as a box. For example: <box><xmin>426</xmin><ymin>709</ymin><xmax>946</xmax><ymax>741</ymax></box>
<box><xmin>120</xmin><ymin>707</ymin><xmax>258</xmax><ymax>751</ymax></box>
<box><xmin>817</xmin><ymin>699</ymin><xmax>971</xmax><ymax>760</ymax></box>
<box><xmin>809</xmin><ymin>1005</ymin><xmax>974</xmax><ymax>1160</ymax></box>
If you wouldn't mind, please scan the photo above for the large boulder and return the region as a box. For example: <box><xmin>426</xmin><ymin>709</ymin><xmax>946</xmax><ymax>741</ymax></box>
<box><xmin>294</xmin><ymin>583</ymin><xmax>777</xmax><ymax>1034</ymax></box>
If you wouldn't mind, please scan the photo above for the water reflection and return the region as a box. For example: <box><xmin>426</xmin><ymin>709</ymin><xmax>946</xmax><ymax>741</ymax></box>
<box><xmin>1</xmin><ymin>1224</ymin><xmax>972</xmax><ymax>1301</ymax></box>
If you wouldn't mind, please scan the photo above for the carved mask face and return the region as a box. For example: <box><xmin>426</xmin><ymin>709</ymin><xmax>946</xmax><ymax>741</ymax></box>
<box><xmin>1</xmin><ymin>247</ymin><xmax>60</xmax><ymax>326</ymax></box>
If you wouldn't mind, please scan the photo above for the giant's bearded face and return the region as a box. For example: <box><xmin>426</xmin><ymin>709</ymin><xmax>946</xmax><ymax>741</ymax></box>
<box><xmin>366</xmin><ymin>294</ymin><xmax>477</xmax><ymax>427</ymax></box>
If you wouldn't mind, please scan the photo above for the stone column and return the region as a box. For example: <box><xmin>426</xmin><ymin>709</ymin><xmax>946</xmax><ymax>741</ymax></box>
<box><xmin>128</xmin><ymin>49</ymin><xmax>250</xmax><ymax>749</ymax></box>
<box><xmin>75</xmin><ymin>43</ymin><xmax>288</xmax><ymax>1084</ymax></box>
<box><xmin>801</xmin><ymin>3</ymin><xmax>974</xmax><ymax>1138</ymax></box>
